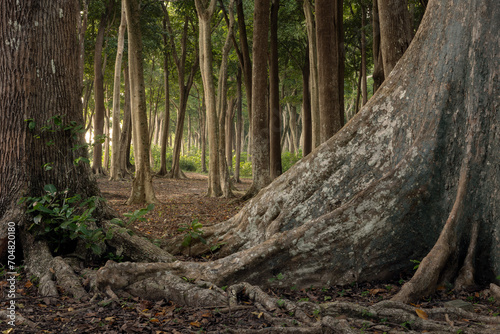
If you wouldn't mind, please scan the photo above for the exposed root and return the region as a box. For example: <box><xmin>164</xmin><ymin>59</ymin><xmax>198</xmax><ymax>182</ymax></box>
<box><xmin>21</xmin><ymin>233</ymin><xmax>58</xmax><ymax>297</ymax></box>
<box><xmin>393</xmin><ymin>163</ymin><xmax>469</xmax><ymax>303</ymax></box>
<box><xmin>51</xmin><ymin>256</ymin><xmax>88</xmax><ymax>300</ymax></box>
<box><xmin>455</xmin><ymin>221</ymin><xmax>480</xmax><ymax>290</ymax></box>
<box><xmin>103</xmin><ymin>221</ymin><xmax>175</xmax><ymax>263</ymax></box>
<box><xmin>490</xmin><ymin>283</ymin><xmax>500</xmax><ymax>300</ymax></box>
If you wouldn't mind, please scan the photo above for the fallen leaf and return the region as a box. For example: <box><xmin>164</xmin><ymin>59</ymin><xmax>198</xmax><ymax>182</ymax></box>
<box><xmin>190</xmin><ymin>321</ymin><xmax>201</xmax><ymax>327</ymax></box>
<box><xmin>150</xmin><ymin>318</ymin><xmax>159</xmax><ymax>323</ymax></box>
<box><xmin>437</xmin><ymin>286</ymin><xmax>446</xmax><ymax>291</ymax></box>
<box><xmin>105</xmin><ymin>316</ymin><xmax>115</xmax><ymax>322</ymax></box>
<box><xmin>369</xmin><ymin>288</ymin><xmax>385</xmax><ymax>295</ymax></box>
<box><xmin>25</xmin><ymin>281</ymin><xmax>33</xmax><ymax>288</ymax></box>
<box><xmin>415</xmin><ymin>308</ymin><xmax>428</xmax><ymax>320</ymax></box>
<box><xmin>2</xmin><ymin>328</ymin><xmax>14</xmax><ymax>334</ymax></box>
<box><xmin>252</xmin><ymin>311</ymin><xmax>264</xmax><ymax>318</ymax></box>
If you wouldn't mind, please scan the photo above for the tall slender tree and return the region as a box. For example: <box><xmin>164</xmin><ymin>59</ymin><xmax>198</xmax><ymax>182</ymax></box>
<box><xmin>378</xmin><ymin>0</ymin><xmax>413</xmax><ymax>78</ymax></box>
<box><xmin>243</xmin><ymin>0</ymin><xmax>272</xmax><ymax>199</ymax></box>
<box><xmin>92</xmin><ymin>0</ymin><xmax>114</xmax><ymax>174</ymax></box>
<box><xmin>316</xmin><ymin>0</ymin><xmax>343</xmax><ymax>143</ymax></box>
<box><xmin>124</xmin><ymin>0</ymin><xmax>157</xmax><ymax>204</ymax></box>
<box><xmin>110</xmin><ymin>0</ymin><xmax>127</xmax><ymax>181</ymax></box>
<box><xmin>269</xmin><ymin>0</ymin><xmax>282</xmax><ymax>179</ymax></box>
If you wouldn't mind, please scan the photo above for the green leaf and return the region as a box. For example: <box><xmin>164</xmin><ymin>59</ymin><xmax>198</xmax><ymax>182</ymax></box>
<box><xmin>44</xmin><ymin>184</ymin><xmax>57</xmax><ymax>195</ymax></box>
<box><xmin>33</xmin><ymin>215</ymin><xmax>43</xmax><ymax>224</ymax></box>
<box><xmin>90</xmin><ymin>244</ymin><xmax>101</xmax><ymax>255</ymax></box>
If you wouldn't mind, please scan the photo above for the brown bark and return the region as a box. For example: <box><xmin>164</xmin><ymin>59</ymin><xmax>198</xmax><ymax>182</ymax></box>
<box><xmin>372</xmin><ymin>0</ymin><xmax>385</xmax><ymax>93</ymax></box>
<box><xmin>269</xmin><ymin>0</ymin><xmax>282</xmax><ymax>180</ymax></box>
<box><xmin>157</xmin><ymin>22</ymin><xmax>171</xmax><ymax>177</ymax></box>
<box><xmin>316</xmin><ymin>0</ymin><xmax>343</xmax><ymax>143</ymax></box>
<box><xmin>0</xmin><ymin>0</ymin><xmax>105</xmax><ymax>297</ymax></box>
<box><xmin>303</xmin><ymin>0</ymin><xmax>320</xmax><ymax>149</ymax></box>
<box><xmin>92</xmin><ymin>0</ymin><xmax>114</xmax><ymax>175</ymax></box>
<box><xmin>195</xmin><ymin>0</ymin><xmax>222</xmax><ymax>197</ymax></box>
<box><xmin>124</xmin><ymin>0</ymin><xmax>157</xmax><ymax>204</ymax></box>
<box><xmin>118</xmin><ymin>64</ymin><xmax>132</xmax><ymax>177</ymax></box>
<box><xmin>243</xmin><ymin>0</ymin><xmax>272</xmax><ymax>199</ymax></box>
<box><xmin>360</xmin><ymin>4</ymin><xmax>368</xmax><ymax>106</ymax></box>
<box><xmin>301</xmin><ymin>49</ymin><xmax>312</xmax><ymax>156</ymax></box>
<box><xmin>378</xmin><ymin>0</ymin><xmax>413</xmax><ymax>78</ymax></box>
<box><xmin>110</xmin><ymin>0</ymin><xmax>127</xmax><ymax>181</ymax></box>
<box><xmin>234</xmin><ymin>68</ymin><xmax>243</xmax><ymax>183</ymax></box>
<box><xmin>236</xmin><ymin>0</ymin><xmax>253</xmax><ymax>158</ymax></box>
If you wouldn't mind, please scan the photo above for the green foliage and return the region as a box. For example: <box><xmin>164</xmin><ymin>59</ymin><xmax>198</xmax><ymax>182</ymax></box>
<box><xmin>410</xmin><ymin>259</ymin><xmax>421</xmax><ymax>270</ymax></box>
<box><xmin>281</xmin><ymin>151</ymin><xmax>302</xmax><ymax>173</ymax></box>
<box><xmin>177</xmin><ymin>219</ymin><xmax>206</xmax><ymax>256</ymax></box>
<box><xmin>19</xmin><ymin>185</ymin><xmax>109</xmax><ymax>256</ymax></box>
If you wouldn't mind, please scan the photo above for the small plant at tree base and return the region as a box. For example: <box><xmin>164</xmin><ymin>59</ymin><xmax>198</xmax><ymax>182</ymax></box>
<box><xmin>410</xmin><ymin>259</ymin><xmax>421</xmax><ymax>270</ymax></box>
<box><xmin>20</xmin><ymin>184</ymin><xmax>111</xmax><ymax>257</ymax></box>
<box><xmin>178</xmin><ymin>219</ymin><xmax>206</xmax><ymax>256</ymax></box>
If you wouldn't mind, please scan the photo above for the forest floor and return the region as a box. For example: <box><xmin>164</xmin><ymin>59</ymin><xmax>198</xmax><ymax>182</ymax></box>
<box><xmin>1</xmin><ymin>173</ymin><xmax>500</xmax><ymax>333</ymax></box>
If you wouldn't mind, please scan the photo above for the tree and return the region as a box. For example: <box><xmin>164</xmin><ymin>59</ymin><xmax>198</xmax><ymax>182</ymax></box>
<box><xmin>124</xmin><ymin>0</ymin><xmax>158</xmax><ymax>204</ymax></box>
<box><xmin>162</xmin><ymin>5</ymin><xmax>199</xmax><ymax>179</ymax></box>
<box><xmin>100</xmin><ymin>0</ymin><xmax>500</xmax><ymax>316</ymax></box>
<box><xmin>242</xmin><ymin>0</ymin><xmax>272</xmax><ymax>199</ymax></box>
<box><xmin>0</xmin><ymin>0</ymin><xmax>104</xmax><ymax>296</ymax></box>
<box><xmin>91</xmin><ymin>0</ymin><xmax>114</xmax><ymax>175</ymax></box>
<box><xmin>303</xmin><ymin>0</ymin><xmax>320</xmax><ymax>149</ymax></box>
<box><xmin>195</xmin><ymin>0</ymin><xmax>222</xmax><ymax>197</ymax></box>
<box><xmin>377</xmin><ymin>0</ymin><xmax>413</xmax><ymax>78</ymax></box>
<box><xmin>109</xmin><ymin>0</ymin><xmax>127</xmax><ymax>181</ymax></box>
<box><xmin>269</xmin><ymin>0</ymin><xmax>282</xmax><ymax>179</ymax></box>
<box><xmin>316</xmin><ymin>0</ymin><xmax>344</xmax><ymax>143</ymax></box>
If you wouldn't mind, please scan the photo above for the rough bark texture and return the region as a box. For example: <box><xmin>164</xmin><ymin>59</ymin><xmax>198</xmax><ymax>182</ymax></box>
<box><xmin>243</xmin><ymin>0</ymin><xmax>272</xmax><ymax>199</ymax></box>
<box><xmin>0</xmin><ymin>0</ymin><xmax>106</xmax><ymax>295</ymax></box>
<box><xmin>378</xmin><ymin>0</ymin><xmax>413</xmax><ymax>78</ymax></box>
<box><xmin>316</xmin><ymin>0</ymin><xmax>343</xmax><ymax>143</ymax></box>
<box><xmin>159</xmin><ymin>0</ymin><xmax>499</xmax><ymax>300</ymax></box>
<box><xmin>124</xmin><ymin>0</ymin><xmax>157</xmax><ymax>204</ymax></box>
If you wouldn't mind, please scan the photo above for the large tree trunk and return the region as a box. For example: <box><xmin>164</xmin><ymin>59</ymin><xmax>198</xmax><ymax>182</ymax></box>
<box><xmin>124</xmin><ymin>0</ymin><xmax>157</xmax><ymax>204</ymax></box>
<box><xmin>146</xmin><ymin>0</ymin><xmax>499</xmax><ymax>305</ymax></box>
<box><xmin>0</xmin><ymin>0</ymin><xmax>104</xmax><ymax>298</ymax></box>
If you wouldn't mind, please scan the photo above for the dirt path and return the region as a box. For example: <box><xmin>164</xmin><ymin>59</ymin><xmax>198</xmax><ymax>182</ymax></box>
<box><xmin>97</xmin><ymin>173</ymin><xmax>251</xmax><ymax>241</ymax></box>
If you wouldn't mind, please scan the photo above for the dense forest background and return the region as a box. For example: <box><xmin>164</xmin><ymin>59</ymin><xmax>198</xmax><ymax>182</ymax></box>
<box><xmin>82</xmin><ymin>0</ymin><xmax>426</xmax><ymax>184</ymax></box>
